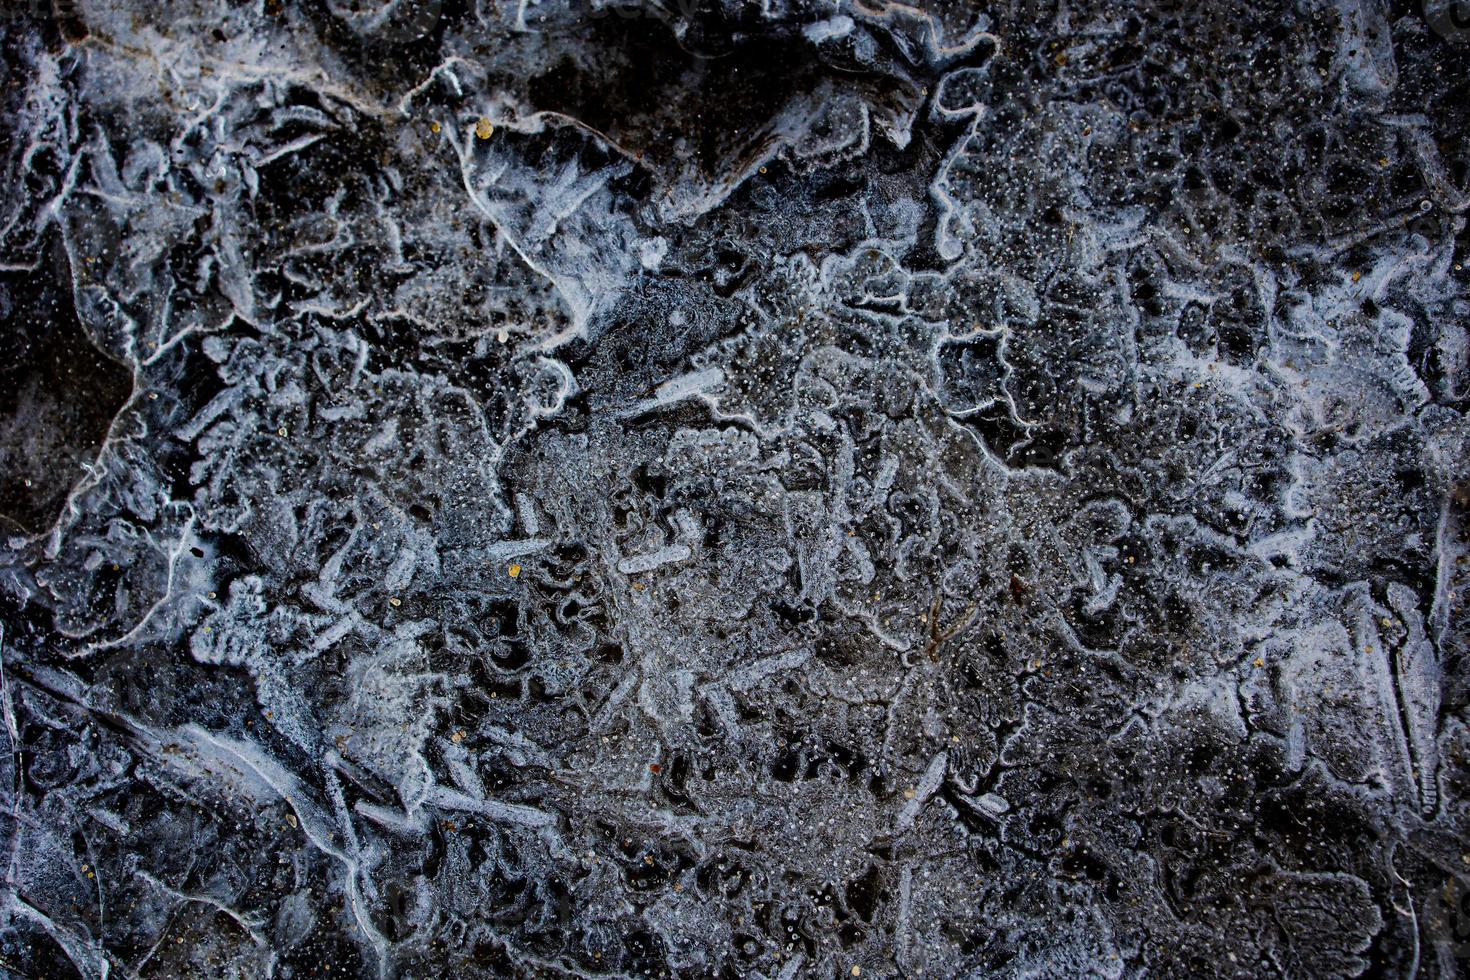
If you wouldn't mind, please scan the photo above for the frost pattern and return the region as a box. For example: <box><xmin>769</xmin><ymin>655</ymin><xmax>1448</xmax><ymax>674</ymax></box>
<box><xmin>1</xmin><ymin>1</ymin><xmax>1469</xmax><ymax>978</ymax></box>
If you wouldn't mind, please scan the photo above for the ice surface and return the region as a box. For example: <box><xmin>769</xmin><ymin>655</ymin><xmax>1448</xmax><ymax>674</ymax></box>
<box><xmin>1</xmin><ymin>0</ymin><xmax>1469</xmax><ymax>977</ymax></box>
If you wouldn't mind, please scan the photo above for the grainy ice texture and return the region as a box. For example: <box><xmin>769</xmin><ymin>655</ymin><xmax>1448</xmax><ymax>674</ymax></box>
<box><xmin>0</xmin><ymin>0</ymin><xmax>1468</xmax><ymax>977</ymax></box>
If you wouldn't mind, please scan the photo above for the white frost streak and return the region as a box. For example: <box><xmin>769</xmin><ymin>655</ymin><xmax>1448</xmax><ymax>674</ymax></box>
<box><xmin>617</xmin><ymin>367</ymin><xmax>727</xmax><ymax>417</ymax></box>
<box><xmin>423</xmin><ymin>785</ymin><xmax>556</xmax><ymax>828</ymax></box>
<box><xmin>896</xmin><ymin>751</ymin><xmax>948</xmax><ymax>832</ymax></box>
<box><xmin>617</xmin><ymin>544</ymin><xmax>692</xmax><ymax>575</ymax></box>
<box><xmin>729</xmin><ymin>647</ymin><xmax>811</xmax><ymax>692</ymax></box>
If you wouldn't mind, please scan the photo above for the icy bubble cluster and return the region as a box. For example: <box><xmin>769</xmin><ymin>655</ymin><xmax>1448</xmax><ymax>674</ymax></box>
<box><xmin>1</xmin><ymin>0</ymin><xmax>1469</xmax><ymax>977</ymax></box>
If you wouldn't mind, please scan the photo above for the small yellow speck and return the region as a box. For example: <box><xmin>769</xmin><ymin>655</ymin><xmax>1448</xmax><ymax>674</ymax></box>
<box><xmin>852</xmin><ymin>967</ymin><xmax>862</xmax><ymax>977</ymax></box>
<box><xmin>632</xmin><ymin>581</ymin><xmax>647</xmax><ymax>591</ymax></box>
<box><xmin>903</xmin><ymin>788</ymin><xmax>917</xmax><ymax>800</ymax></box>
<box><xmin>451</xmin><ymin>730</ymin><xmax>465</xmax><ymax>743</ymax></box>
<box><xmin>389</xmin><ymin>597</ymin><xmax>402</xmax><ymax>607</ymax></box>
<box><xmin>508</xmin><ymin>563</ymin><xmax>521</xmax><ymax>578</ymax></box>
<box><xmin>1253</xmin><ymin>657</ymin><xmax>1265</xmax><ymax>668</ymax></box>
<box><xmin>277</xmin><ymin>427</ymin><xmax>288</xmax><ymax>437</ymax></box>
<box><xmin>1352</xmin><ymin>271</ymin><xmax>1362</xmax><ymax>283</ymax></box>
<box><xmin>430</xmin><ymin>121</ymin><xmax>441</xmax><ymax>134</ymax></box>
<box><xmin>759</xmin><ymin>166</ymin><xmax>767</xmax><ymax>174</ymax></box>
<box><xmin>475</xmin><ymin>117</ymin><xmax>494</xmax><ymax>140</ymax></box>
